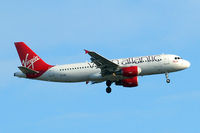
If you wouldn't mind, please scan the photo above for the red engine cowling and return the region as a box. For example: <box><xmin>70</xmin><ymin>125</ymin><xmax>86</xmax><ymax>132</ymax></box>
<box><xmin>115</xmin><ymin>76</ymin><xmax>138</xmax><ymax>87</ymax></box>
<box><xmin>119</xmin><ymin>66</ymin><xmax>141</xmax><ymax>77</ymax></box>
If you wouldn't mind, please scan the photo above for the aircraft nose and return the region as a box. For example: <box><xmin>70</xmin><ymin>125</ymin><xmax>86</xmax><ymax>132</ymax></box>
<box><xmin>184</xmin><ymin>60</ymin><xmax>191</xmax><ymax>68</ymax></box>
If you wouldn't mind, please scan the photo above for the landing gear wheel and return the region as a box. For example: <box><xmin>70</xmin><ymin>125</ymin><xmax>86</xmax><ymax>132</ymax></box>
<box><xmin>106</xmin><ymin>87</ymin><xmax>111</xmax><ymax>93</ymax></box>
<box><xmin>166</xmin><ymin>79</ymin><xmax>170</xmax><ymax>83</ymax></box>
<box><xmin>106</xmin><ymin>80</ymin><xmax>112</xmax><ymax>87</ymax></box>
<box><xmin>106</xmin><ymin>80</ymin><xmax>112</xmax><ymax>93</ymax></box>
<box><xmin>165</xmin><ymin>72</ymin><xmax>170</xmax><ymax>84</ymax></box>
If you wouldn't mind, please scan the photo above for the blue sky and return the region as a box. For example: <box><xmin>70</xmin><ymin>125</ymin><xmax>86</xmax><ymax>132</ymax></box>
<box><xmin>0</xmin><ymin>0</ymin><xmax>199</xmax><ymax>132</ymax></box>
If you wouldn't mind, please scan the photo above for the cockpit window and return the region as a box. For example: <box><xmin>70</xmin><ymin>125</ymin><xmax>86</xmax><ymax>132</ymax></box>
<box><xmin>175</xmin><ymin>57</ymin><xmax>182</xmax><ymax>60</ymax></box>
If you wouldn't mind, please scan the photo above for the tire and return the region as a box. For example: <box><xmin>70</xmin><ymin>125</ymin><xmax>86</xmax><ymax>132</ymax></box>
<box><xmin>106</xmin><ymin>80</ymin><xmax>112</xmax><ymax>87</ymax></box>
<box><xmin>106</xmin><ymin>87</ymin><xmax>111</xmax><ymax>93</ymax></box>
<box><xmin>166</xmin><ymin>79</ymin><xmax>170</xmax><ymax>83</ymax></box>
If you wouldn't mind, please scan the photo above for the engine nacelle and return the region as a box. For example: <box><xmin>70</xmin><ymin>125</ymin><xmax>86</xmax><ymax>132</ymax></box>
<box><xmin>116</xmin><ymin>66</ymin><xmax>141</xmax><ymax>77</ymax></box>
<box><xmin>115</xmin><ymin>76</ymin><xmax>138</xmax><ymax>87</ymax></box>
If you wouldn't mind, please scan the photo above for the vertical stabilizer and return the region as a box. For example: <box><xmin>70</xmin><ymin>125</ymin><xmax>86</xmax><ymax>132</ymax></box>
<box><xmin>14</xmin><ymin>42</ymin><xmax>53</xmax><ymax>78</ymax></box>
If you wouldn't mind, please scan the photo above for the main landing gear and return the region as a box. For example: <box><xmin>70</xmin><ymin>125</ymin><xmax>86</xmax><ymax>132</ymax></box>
<box><xmin>106</xmin><ymin>80</ymin><xmax>112</xmax><ymax>93</ymax></box>
<box><xmin>165</xmin><ymin>72</ymin><xmax>170</xmax><ymax>83</ymax></box>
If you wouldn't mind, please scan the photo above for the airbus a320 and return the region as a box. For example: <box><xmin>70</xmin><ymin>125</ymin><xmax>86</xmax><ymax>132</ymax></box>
<box><xmin>14</xmin><ymin>42</ymin><xmax>190</xmax><ymax>93</ymax></box>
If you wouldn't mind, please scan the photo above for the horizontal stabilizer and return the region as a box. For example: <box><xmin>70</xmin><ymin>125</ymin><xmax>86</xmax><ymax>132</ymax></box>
<box><xmin>18</xmin><ymin>66</ymin><xmax>39</xmax><ymax>74</ymax></box>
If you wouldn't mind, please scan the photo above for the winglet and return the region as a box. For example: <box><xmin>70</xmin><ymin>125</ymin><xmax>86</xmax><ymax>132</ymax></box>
<box><xmin>84</xmin><ymin>49</ymin><xmax>90</xmax><ymax>54</ymax></box>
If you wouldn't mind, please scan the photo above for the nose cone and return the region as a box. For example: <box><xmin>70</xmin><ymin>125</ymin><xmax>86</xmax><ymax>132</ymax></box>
<box><xmin>184</xmin><ymin>60</ymin><xmax>191</xmax><ymax>69</ymax></box>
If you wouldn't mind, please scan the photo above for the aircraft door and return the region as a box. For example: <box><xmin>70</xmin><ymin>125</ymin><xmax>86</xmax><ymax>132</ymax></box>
<box><xmin>162</xmin><ymin>55</ymin><xmax>170</xmax><ymax>72</ymax></box>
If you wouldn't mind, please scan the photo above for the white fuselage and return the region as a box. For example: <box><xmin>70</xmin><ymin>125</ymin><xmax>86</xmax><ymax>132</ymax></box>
<box><xmin>15</xmin><ymin>54</ymin><xmax>190</xmax><ymax>83</ymax></box>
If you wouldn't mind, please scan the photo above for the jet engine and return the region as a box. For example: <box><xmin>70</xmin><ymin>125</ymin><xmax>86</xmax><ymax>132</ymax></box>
<box><xmin>116</xmin><ymin>66</ymin><xmax>141</xmax><ymax>77</ymax></box>
<box><xmin>115</xmin><ymin>76</ymin><xmax>138</xmax><ymax>87</ymax></box>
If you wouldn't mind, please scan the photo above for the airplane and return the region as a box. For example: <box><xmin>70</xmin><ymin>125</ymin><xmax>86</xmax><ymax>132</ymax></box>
<box><xmin>14</xmin><ymin>42</ymin><xmax>191</xmax><ymax>93</ymax></box>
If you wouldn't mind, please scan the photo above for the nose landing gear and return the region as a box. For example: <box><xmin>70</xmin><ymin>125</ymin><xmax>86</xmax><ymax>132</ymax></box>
<box><xmin>165</xmin><ymin>72</ymin><xmax>170</xmax><ymax>83</ymax></box>
<box><xmin>106</xmin><ymin>80</ymin><xmax>112</xmax><ymax>93</ymax></box>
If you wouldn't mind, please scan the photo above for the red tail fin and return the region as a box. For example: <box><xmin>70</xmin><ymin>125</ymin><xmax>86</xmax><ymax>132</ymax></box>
<box><xmin>15</xmin><ymin>42</ymin><xmax>53</xmax><ymax>72</ymax></box>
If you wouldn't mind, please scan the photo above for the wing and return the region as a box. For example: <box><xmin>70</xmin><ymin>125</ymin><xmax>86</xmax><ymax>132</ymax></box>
<box><xmin>85</xmin><ymin>50</ymin><xmax>119</xmax><ymax>76</ymax></box>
